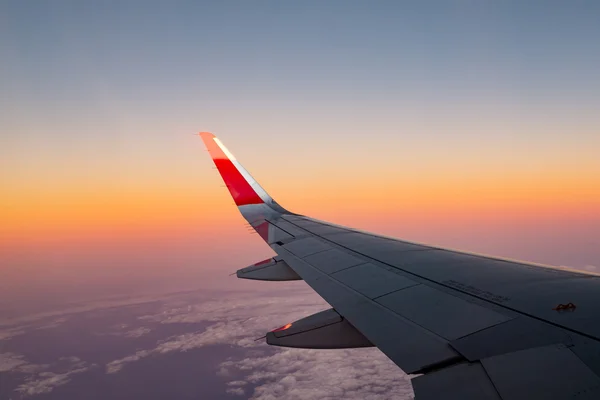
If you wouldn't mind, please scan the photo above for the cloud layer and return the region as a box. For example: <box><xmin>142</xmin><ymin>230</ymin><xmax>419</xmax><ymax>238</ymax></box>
<box><xmin>4</xmin><ymin>356</ymin><xmax>96</xmax><ymax>397</ymax></box>
<box><xmin>102</xmin><ymin>286</ymin><xmax>414</xmax><ymax>399</ymax></box>
<box><xmin>220</xmin><ymin>348</ymin><xmax>413</xmax><ymax>400</ymax></box>
<box><xmin>2</xmin><ymin>284</ymin><xmax>414</xmax><ymax>398</ymax></box>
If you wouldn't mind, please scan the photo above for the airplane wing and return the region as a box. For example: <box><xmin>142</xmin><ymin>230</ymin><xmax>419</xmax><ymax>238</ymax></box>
<box><xmin>199</xmin><ymin>132</ymin><xmax>600</xmax><ymax>399</ymax></box>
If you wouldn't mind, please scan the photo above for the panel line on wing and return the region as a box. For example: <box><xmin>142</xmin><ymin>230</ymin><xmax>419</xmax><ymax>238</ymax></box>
<box><xmin>274</xmin><ymin>246</ymin><xmax>451</xmax><ymax>342</ymax></box>
<box><xmin>265</xmin><ymin>220</ymin><xmax>299</xmax><ymax>238</ymax></box>
<box><xmin>273</xmin><ymin>244</ymin><xmax>464</xmax><ymax>374</ymax></box>
<box><xmin>279</xmin><ymin>217</ymin><xmax>600</xmax><ymax>343</ymax></box>
<box><xmin>319</xmin><ymin>261</ymin><xmax>370</xmax><ymax>275</ymax></box>
<box><xmin>370</xmin><ymin>283</ymin><xmax>421</xmax><ymax>301</ymax></box>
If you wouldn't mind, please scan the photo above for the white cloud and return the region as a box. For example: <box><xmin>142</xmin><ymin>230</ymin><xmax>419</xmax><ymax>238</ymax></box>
<box><xmin>35</xmin><ymin>317</ymin><xmax>69</xmax><ymax>331</ymax></box>
<box><xmin>226</xmin><ymin>387</ymin><xmax>246</xmax><ymax>396</ymax></box>
<box><xmin>15</xmin><ymin>366</ymin><xmax>90</xmax><ymax>396</ymax></box>
<box><xmin>16</xmin><ymin>363</ymin><xmax>51</xmax><ymax>374</ymax></box>
<box><xmin>96</xmin><ymin>325</ymin><xmax>152</xmax><ymax>339</ymax></box>
<box><xmin>0</xmin><ymin>352</ymin><xmax>27</xmax><ymax>372</ymax></box>
<box><xmin>103</xmin><ymin>288</ymin><xmax>414</xmax><ymax>399</ymax></box>
<box><xmin>0</xmin><ymin>326</ymin><xmax>26</xmax><ymax>341</ymax></box>
<box><xmin>106</xmin><ymin>350</ymin><xmax>153</xmax><ymax>374</ymax></box>
<box><xmin>122</xmin><ymin>327</ymin><xmax>151</xmax><ymax>338</ymax></box>
<box><xmin>220</xmin><ymin>349</ymin><xmax>414</xmax><ymax>400</ymax></box>
<box><xmin>227</xmin><ymin>380</ymin><xmax>248</xmax><ymax>387</ymax></box>
<box><xmin>0</xmin><ymin>317</ymin><xmax>69</xmax><ymax>345</ymax></box>
<box><xmin>14</xmin><ymin>358</ymin><xmax>96</xmax><ymax>397</ymax></box>
<box><xmin>105</xmin><ymin>289</ymin><xmax>329</xmax><ymax>373</ymax></box>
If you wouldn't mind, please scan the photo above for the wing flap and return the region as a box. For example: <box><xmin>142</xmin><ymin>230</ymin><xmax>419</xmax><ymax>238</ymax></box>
<box><xmin>450</xmin><ymin>317</ymin><xmax>573</xmax><ymax>361</ymax></box>
<box><xmin>265</xmin><ymin>219</ymin><xmax>310</xmax><ymax>238</ymax></box>
<box><xmin>303</xmin><ymin>248</ymin><xmax>366</xmax><ymax>274</ymax></box>
<box><xmin>481</xmin><ymin>344</ymin><xmax>600</xmax><ymax>400</ymax></box>
<box><xmin>414</xmin><ymin>344</ymin><xmax>600</xmax><ymax>400</ymax></box>
<box><xmin>376</xmin><ymin>285</ymin><xmax>513</xmax><ymax>341</ymax></box>
<box><xmin>281</xmin><ymin>237</ymin><xmax>331</xmax><ymax>258</ymax></box>
<box><xmin>412</xmin><ymin>363</ymin><xmax>502</xmax><ymax>400</ymax></box>
<box><xmin>331</xmin><ymin>263</ymin><xmax>419</xmax><ymax>299</ymax></box>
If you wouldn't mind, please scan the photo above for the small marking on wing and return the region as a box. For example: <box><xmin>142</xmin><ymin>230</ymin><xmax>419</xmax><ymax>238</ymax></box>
<box><xmin>553</xmin><ymin>303</ymin><xmax>577</xmax><ymax>312</ymax></box>
<box><xmin>443</xmin><ymin>280</ymin><xmax>511</xmax><ymax>303</ymax></box>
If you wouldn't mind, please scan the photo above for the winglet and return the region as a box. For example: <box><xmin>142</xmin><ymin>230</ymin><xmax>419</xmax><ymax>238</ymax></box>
<box><xmin>199</xmin><ymin>132</ymin><xmax>283</xmax><ymax>210</ymax></box>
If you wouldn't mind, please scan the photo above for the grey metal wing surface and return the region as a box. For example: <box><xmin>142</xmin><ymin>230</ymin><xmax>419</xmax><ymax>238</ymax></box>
<box><xmin>200</xmin><ymin>132</ymin><xmax>600</xmax><ymax>399</ymax></box>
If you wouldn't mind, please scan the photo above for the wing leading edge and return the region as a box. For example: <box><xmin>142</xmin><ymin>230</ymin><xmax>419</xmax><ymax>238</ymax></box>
<box><xmin>199</xmin><ymin>132</ymin><xmax>600</xmax><ymax>400</ymax></box>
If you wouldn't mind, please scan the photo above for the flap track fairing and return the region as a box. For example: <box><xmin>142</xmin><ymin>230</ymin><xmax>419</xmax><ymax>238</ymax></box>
<box><xmin>266</xmin><ymin>308</ymin><xmax>373</xmax><ymax>349</ymax></box>
<box><xmin>236</xmin><ymin>257</ymin><xmax>301</xmax><ymax>281</ymax></box>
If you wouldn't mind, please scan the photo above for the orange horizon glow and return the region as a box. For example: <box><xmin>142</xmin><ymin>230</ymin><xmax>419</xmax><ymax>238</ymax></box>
<box><xmin>4</xmin><ymin>163</ymin><xmax>598</xmax><ymax>225</ymax></box>
<box><xmin>2</xmin><ymin>132</ymin><xmax>600</xmax><ymax>280</ymax></box>
<box><xmin>2</xmin><ymin>171</ymin><xmax>598</xmax><ymax>250</ymax></box>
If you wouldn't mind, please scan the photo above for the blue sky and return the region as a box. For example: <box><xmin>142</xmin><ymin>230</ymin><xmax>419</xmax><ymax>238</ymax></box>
<box><xmin>3</xmin><ymin>1</ymin><xmax>599</xmax><ymax>185</ymax></box>
<box><xmin>3</xmin><ymin>1</ymin><xmax>599</xmax><ymax>131</ymax></box>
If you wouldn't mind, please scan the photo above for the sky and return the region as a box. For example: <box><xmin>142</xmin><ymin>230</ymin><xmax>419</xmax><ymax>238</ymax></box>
<box><xmin>1</xmin><ymin>1</ymin><xmax>600</xmax><ymax>316</ymax></box>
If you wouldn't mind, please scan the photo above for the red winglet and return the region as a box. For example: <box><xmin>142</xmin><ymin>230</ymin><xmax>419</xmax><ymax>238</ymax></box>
<box><xmin>200</xmin><ymin>132</ymin><xmax>264</xmax><ymax>206</ymax></box>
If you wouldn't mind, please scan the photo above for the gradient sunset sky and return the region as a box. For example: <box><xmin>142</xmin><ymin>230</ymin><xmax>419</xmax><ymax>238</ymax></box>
<box><xmin>1</xmin><ymin>1</ymin><xmax>599</xmax><ymax>314</ymax></box>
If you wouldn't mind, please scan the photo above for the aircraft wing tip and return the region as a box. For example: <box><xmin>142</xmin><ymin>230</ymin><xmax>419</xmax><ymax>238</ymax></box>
<box><xmin>198</xmin><ymin>131</ymin><xmax>215</xmax><ymax>139</ymax></box>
